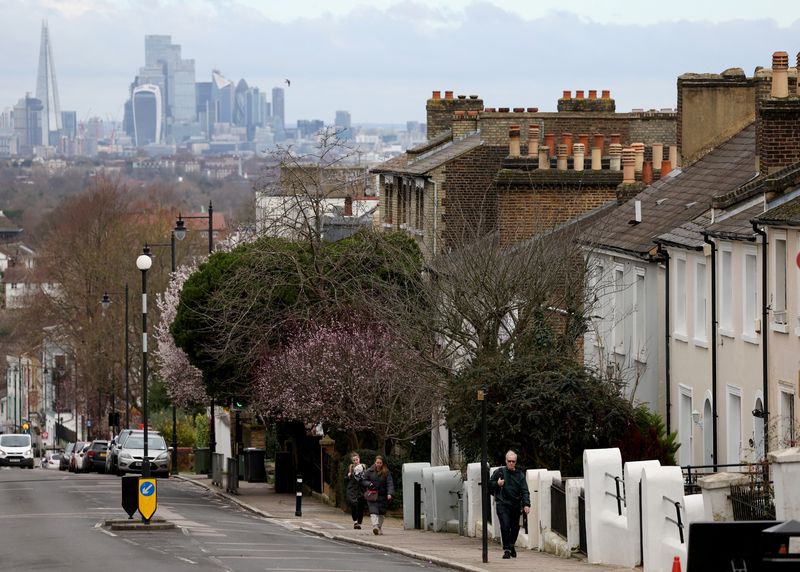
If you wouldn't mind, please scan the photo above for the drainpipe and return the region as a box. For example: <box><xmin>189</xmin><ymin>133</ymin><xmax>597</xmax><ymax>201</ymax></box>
<box><xmin>752</xmin><ymin>222</ymin><xmax>769</xmax><ymax>460</ymax></box>
<box><xmin>657</xmin><ymin>244</ymin><xmax>672</xmax><ymax>434</ymax></box>
<box><xmin>702</xmin><ymin>233</ymin><xmax>719</xmax><ymax>470</ymax></box>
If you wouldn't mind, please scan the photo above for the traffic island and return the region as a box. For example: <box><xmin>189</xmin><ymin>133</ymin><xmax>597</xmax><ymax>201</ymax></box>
<box><xmin>104</xmin><ymin>518</ymin><xmax>177</xmax><ymax>531</ymax></box>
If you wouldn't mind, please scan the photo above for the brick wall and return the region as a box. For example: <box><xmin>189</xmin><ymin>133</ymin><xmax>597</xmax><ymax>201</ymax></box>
<box><xmin>758</xmin><ymin>98</ymin><xmax>800</xmax><ymax>174</ymax></box>
<box><xmin>426</xmin><ymin>95</ymin><xmax>484</xmax><ymax>140</ymax></box>
<box><xmin>441</xmin><ymin>145</ymin><xmax>507</xmax><ymax>249</ymax></box>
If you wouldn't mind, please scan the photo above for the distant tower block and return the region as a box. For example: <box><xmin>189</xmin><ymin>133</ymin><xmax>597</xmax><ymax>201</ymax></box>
<box><xmin>35</xmin><ymin>20</ymin><xmax>62</xmax><ymax>146</ymax></box>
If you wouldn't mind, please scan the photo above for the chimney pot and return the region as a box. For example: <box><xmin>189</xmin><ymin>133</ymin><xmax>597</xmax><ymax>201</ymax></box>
<box><xmin>610</xmin><ymin>133</ymin><xmax>621</xmax><ymax>145</ymax></box>
<box><xmin>545</xmin><ymin>133</ymin><xmax>556</xmax><ymax>158</ymax></box>
<box><xmin>454</xmin><ymin>110</ymin><xmax>465</xmax><ymax>119</ymax></box>
<box><xmin>467</xmin><ymin>110</ymin><xmax>478</xmax><ymax>118</ymax></box>
<box><xmin>609</xmin><ymin>143</ymin><xmax>623</xmax><ymax>171</ymax></box>
<box><xmin>668</xmin><ymin>145</ymin><xmax>679</xmax><ymax>168</ymax></box>
<box><xmin>562</xmin><ymin>132</ymin><xmax>573</xmax><ymax>156</ymax></box>
<box><xmin>651</xmin><ymin>143</ymin><xmax>664</xmax><ymax>167</ymax></box>
<box><xmin>457</xmin><ymin>94</ymin><xmax>467</xmax><ymax>100</ymax></box>
<box><xmin>573</xmin><ymin>143</ymin><xmax>586</xmax><ymax>171</ymax></box>
<box><xmin>484</xmin><ymin>107</ymin><xmax>496</xmax><ymax>112</ymax></box>
<box><xmin>469</xmin><ymin>95</ymin><xmax>479</xmax><ymax>99</ymax></box>
<box><xmin>556</xmin><ymin>144</ymin><xmax>569</xmax><ymax>170</ymax></box>
<box><xmin>528</xmin><ymin>125</ymin><xmax>540</xmax><ymax>158</ymax></box>
<box><xmin>513</xmin><ymin>107</ymin><xmax>525</xmax><ymax>112</ymax></box>
<box><xmin>498</xmin><ymin>107</ymin><xmax>510</xmax><ymax>113</ymax></box>
<box><xmin>527</xmin><ymin>107</ymin><xmax>539</xmax><ymax>112</ymax></box>
<box><xmin>578</xmin><ymin>133</ymin><xmax>590</xmax><ymax>152</ymax></box>
<box><xmin>445</xmin><ymin>90</ymin><xmax>454</xmax><ymax>100</ymax></box>
<box><xmin>432</xmin><ymin>90</ymin><xmax>441</xmax><ymax>100</ymax></box>
<box><xmin>588</xmin><ymin>90</ymin><xmax>597</xmax><ymax>100</ymax></box>
<box><xmin>660</xmin><ymin>159</ymin><xmax>673</xmax><ymax>176</ymax></box>
<box><xmin>602</xmin><ymin>90</ymin><xmax>611</xmax><ymax>99</ymax></box>
<box><xmin>562</xmin><ymin>90</ymin><xmax>572</xmax><ymax>100</ymax></box>
<box><xmin>771</xmin><ymin>51</ymin><xmax>790</xmax><ymax>98</ymax></box>
<box><xmin>508</xmin><ymin>125</ymin><xmax>521</xmax><ymax>158</ymax></box>
<box><xmin>642</xmin><ymin>161</ymin><xmax>653</xmax><ymax>185</ymax></box>
<box><xmin>576</xmin><ymin>90</ymin><xmax>585</xmax><ymax>100</ymax></box>
<box><xmin>622</xmin><ymin>147</ymin><xmax>636</xmax><ymax>183</ymax></box>
<box><xmin>538</xmin><ymin>146</ymin><xmax>550</xmax><ymax>170</ymax></box>
<box><xmin>631</xmin><ymin>142</ymin><xmax>645</xmax><ymax>172</ymax></box>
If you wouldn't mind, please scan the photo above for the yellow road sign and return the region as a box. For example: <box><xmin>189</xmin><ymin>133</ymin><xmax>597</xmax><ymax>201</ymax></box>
<box><xmin>138</xmin><ymin>478</ymin><xmax>157</xmax><ymax>522</ymax></box>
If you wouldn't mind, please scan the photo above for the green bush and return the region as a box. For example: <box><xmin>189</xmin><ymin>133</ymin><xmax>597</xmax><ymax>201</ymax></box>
<box><xmin>148</xmin><ymin>409</ymin><xmax>197</xmax><ymax>446</ymax></box>
<box><xmin>194</xmin><ymin>413</ymin><xmax>209</xmax><ymax>447</ymax></box>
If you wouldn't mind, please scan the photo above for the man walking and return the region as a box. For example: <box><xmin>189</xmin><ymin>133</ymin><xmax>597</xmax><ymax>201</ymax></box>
<box><xmin>490</xmin><ymin>450</ymin><xmax>531</xmax><ymax>559</ymax></box>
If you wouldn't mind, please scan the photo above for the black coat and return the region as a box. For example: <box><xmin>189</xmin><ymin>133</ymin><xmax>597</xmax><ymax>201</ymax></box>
<box><xmin>361</xmin><ymin>466</ymin><xmax>395</xmax><ymax>515</ymax></box>
<box><xmin>346</xmin><ymin>464</ymin><xmax>366</xmax><ymax>504</ymax></box>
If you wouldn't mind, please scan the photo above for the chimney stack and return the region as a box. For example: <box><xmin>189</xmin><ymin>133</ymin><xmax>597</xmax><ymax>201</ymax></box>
<box><xmin>528</xmin><ymin>125</ymin><xmax>540</xmax><ymax>157</ymax></box>
<box><xmin>609</xmin><ymin>143</ymin><xmax>623</xmax><ymax>171</ymax></box>
<box><xmin>631</xmin><ymin>142</ymin><xmax>645</xmax><ymax>173</ymax></box>
<box><xmin>556</xmin><ymin>144</ymin><xmax>569</xmax><ymax>170</ymax></box>
<box><xmin>622</xmin><ymin>147</ymin><xmax>636</xmax><ymax>184</ymax></box>
<box><xmin>573</xmin><ymin>143</ymin><xmax>586</xmax><ymax>171</ymax></box>
<box><xmin>771</xmin><ymin>51</ymin><xmax>789</xmax><ymax>98</ymax></box>
<box><xmin>591</xmin><ymin>133</ymin><xmax>604</xmax><ymax>170</ymax></box>
<box><xmin>508</xmin><ymin>125</ymin><xmax>521</xmax><ymax>158</ymax></box>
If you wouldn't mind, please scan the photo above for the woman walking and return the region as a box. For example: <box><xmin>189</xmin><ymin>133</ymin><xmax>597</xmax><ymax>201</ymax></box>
<box><xmin>361</xmin><ymin>455</ymin><xmax>394</xmax><ymax>535</ymax></box>
<box><xmin>346</xmin><ymin>452</ymin><xmax>367</xmax><ymax>529</ymax></box>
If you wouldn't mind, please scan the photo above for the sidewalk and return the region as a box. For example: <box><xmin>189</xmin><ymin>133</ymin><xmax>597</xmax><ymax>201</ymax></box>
<box><xmin>175</xmin><ymin>473</ymin><xmax>627</xmax><ymax>572</ymax></box>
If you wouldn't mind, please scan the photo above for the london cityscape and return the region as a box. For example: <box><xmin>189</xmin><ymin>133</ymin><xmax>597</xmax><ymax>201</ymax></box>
<box><xmin>3</xmin><ymin>2</ymin><xmax>800</xmax><ymax>571</ymax></box>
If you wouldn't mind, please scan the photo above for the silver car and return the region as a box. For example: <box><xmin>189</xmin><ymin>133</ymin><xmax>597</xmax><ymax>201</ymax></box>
<box><xmin>117</xmin><ymin>432</ymin><xmax>170</xmax><ymax>477</ymax></box>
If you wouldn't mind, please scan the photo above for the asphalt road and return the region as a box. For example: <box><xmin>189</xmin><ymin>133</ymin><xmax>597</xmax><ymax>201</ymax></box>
<box><xmin>0</xmin><ymin>466</ymin><xmax>445</xmax><ymax>572</ymax></box>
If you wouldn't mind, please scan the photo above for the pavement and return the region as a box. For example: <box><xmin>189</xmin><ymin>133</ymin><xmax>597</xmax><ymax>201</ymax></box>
<box><xmin>175</xmin><ymin>473</ymin><xmax>627</xmax><ymax>572</ymax></box>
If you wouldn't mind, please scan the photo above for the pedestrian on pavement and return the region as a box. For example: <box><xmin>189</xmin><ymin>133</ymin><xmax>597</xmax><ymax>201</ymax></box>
<box><xmin>489</xmin><ymin>450</ymin><xmax>531</xmax><ymax>559</ymax></box>
<box><xmin>346</xmin><ymin>452</ymin><xmax>368</xmax><ymax>529</ymax></box>
<box><xmin>360</xmin><ymin>454</ymin><xmax>394</xmax><ymax>535</ymax></box>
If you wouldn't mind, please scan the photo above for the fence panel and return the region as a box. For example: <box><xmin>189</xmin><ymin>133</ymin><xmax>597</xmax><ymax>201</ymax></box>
<box><xmin>578</xmin><ymin>492</ymin><xmax>587</xmax><ymax>554</ymax></box>
<box><xmin>730</xmin><ymin>482</ymin><xmax>775</xmax><ymax>521</ymax></box>
<box><xmin>550</xmin><ymin>479</ymin><xmax>567</xmax><ymax>539</ymax></box>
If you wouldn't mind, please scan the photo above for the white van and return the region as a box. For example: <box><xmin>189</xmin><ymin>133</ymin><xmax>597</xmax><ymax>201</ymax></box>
<box><xmin>0</xmin><ymin>433</ymin><xmax>34</xmax><ymax>468</ymax></box>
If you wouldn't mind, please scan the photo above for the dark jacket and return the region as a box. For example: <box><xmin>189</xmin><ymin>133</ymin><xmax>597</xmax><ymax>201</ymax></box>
<box><xmin>489</xmin><ymin>466</ymin><xmax>530</xmax><ymax>508</ymax></box>
<box><xmin>361</xmin><ymin>466</ymin><xmax>395</xmax><ymax>515</ymax></box>
<box><xmin>346</xmin><ymin>463</ymin><xmax>366</xmax><ymax>504</ymax></box>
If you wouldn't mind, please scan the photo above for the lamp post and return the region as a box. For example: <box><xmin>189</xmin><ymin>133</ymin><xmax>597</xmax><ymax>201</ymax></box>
<box><xmin>101</xmin><ymin>284</ymin><xmax>130</xmax><ymax>430</ymax></box>
<box><xmin>136</xmin><ymin>246</ymin><xmax>153</xmax><ymax>478</ymax></box>
<box><xmin>478</xmin><ymin>388</ymin><xmax>489</xmax><ymax>564</ymax></box>
<box><xmin>174</xmin><ymin>202</ymin><xmax>215</xmax><ymax>476</ymax></box>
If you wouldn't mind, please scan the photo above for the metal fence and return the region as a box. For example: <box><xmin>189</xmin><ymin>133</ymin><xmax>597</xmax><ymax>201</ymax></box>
<box><xmin>550</xmin><ymin>479</ymin><xmax>568</xmax><ymax>539</ymax></box>
<box><xmin>681</xmin><ymin>463</ymin><xmax>769</xmax><ymax>495</ymax></box>
<box><xmin>730</xmin><ymin>481</ymin><xmax>775</xmax><ymax>521</ymax></box>
<box><xmin>578</xmin><ymin>492</ymin><xmax>587</xmax><ymax>554</ymax></box>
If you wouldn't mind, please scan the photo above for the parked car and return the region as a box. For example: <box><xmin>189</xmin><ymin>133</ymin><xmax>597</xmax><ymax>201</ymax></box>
<box><xmin>60</xmin><ymin>442</ymin><xmax>75</xmax><ymax>471</ymax></box>
<box><xmin>117</xmin><ymin>432</ymin><xmax>170</xmax><ymax>477</ymax></box>
<box><xmin>84</xmin><ymin>441</ymin><xmax>108</xmax><ymax>473</ymax></box>
<box><xmin>106</xmin><ymin>429</ymin><xmax>135</xmax><ymax>476</ymax></box>
<box><xmin>0</xmin><ymin>433</ymin><xmax>34</xmax><ymax>469</ymax></box>
<box><xmin>41</xmin><ymin>450</ymin><xmax>62</xmax><ymax>469</ymax></box>
<box><xmin>69</xmin><ymin>441</ymin><xmax>88</xmax><ymax>472</ymax></box>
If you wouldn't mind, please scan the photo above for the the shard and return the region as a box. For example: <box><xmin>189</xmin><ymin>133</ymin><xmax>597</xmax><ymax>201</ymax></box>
<box><xmin>35</xmin><ymin>21</ymin><xmax>61</xmax><ymax>146</ymax></box>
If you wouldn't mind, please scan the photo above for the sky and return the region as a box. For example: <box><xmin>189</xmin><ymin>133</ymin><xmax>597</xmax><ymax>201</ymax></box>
<box><xmin>2</xmin><ymin>0</ymin><xmax>800</xmax><ymax>125</ymax></box>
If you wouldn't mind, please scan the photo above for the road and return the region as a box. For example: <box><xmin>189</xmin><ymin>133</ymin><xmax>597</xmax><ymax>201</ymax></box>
<box><xmin>0</xmin><ymin>466</ymin><xmax>445</xmax><ymax>572</ymax></box>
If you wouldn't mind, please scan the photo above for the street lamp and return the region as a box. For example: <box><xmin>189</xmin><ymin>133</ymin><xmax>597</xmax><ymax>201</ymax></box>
<box><xmin>101</xmin><ymin>284</ymin><xmax>130</xmax><ymax>430</ymax></box>
<box><xmin>174</xmin><ymin>202</ymin><xmax>215</xmax><ymax>476</ymax></box>
<box><xmin>136</xmin><ymin>245</ymin><xmax>153</xmax><ymax>478</ymax></box>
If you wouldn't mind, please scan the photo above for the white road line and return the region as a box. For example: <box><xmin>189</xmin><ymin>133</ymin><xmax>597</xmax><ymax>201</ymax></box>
<box><xmin>99</xmin><ymin>529</ymin><xmax>117</xmax><ymax>537</ymax></box>
<box><xmin>0</xmin><ymin>487</ymin><xmax>34</xmax><ymax>491</ymax></box>
<box><xmin>174</xmin><ymin>556</ymin><xmax>197</xmax><ymax>564</ymax></box>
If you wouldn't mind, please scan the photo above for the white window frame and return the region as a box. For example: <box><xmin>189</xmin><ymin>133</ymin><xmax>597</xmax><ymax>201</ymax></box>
<box><xmin>674</xmin><ymin>254</ymin><xmax>687</xmax><ymax>341</ymax></box>
<box><xmin>726</xmin><ymin>385</ymin><xmax>743</xmax><ymax>464</ymax></box>
<box><xmin>720</xmin><ymin>245</ymin><xmax>734</xmax><ymax>336</ymax></box>
<box><xmin>694</xmin><ymin>258</ymin><xmax>708</xmax><ymax>346</ymax></box>
<box><xmin>590</xmin><ymin>261</ymin><xmax>604</xmax><ymax>348</ymax></box>
<box><xmin>742</xmin><ymin>247</ymin><xmax>759</xmax><ymax>344</ymax></box>
<box><xmin>612</xmin><ymin>265</ymin><xmax>625</xmax><ymax>355</ymax></box>
<box><xmin>779</xmin><ymin>385</ymin><xmax>796</xmax><ymax>449</ymax></box>
<box><xmin>679</xmin><ymin>384</ymin><xmax>694</xmax><ymax>466</ymax></box>
<box><xmin>773</xmin><ymin>233</ymin><xmax>788</xmax><ymax>332</ymax></box>
<box><xmin>634</xmin><ymin>268</ymin><xmax>646</xmax><ymax>362</ymax></box>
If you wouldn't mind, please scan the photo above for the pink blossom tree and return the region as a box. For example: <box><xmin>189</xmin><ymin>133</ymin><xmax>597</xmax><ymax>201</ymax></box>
<box><xmin>154</xmin><ymin>260</ymin><xmax>208</xmax><ymax>407</ymax></box>
<box><xmin>254</xmin><ymin>316</ymin><xmax>440</xmax><ymax>452</ymax></box>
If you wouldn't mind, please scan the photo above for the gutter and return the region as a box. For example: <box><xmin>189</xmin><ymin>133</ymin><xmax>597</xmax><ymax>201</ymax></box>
<box><xmin>751</xmin><ymin>221</ymin><xmax>769</xmax><ymax>461</ymax></box>
<box><xmin>656</xmin><ymin>244</ymin><xmax>672</xmax><ymax>434</ymax></box>
<box><xmin>702</xmin><ymin>233</ymin><xmax>719</xmax><ymax>470</ymax></box>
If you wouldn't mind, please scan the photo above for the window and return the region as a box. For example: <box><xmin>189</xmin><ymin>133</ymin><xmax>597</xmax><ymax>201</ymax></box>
<box><xmin>414</xmin><ymin>183</ymin><xmax>425</xmax><ymax>230</ymax></box>
<box><xmin>679</xmin><ymin>386</ymin><xmax>693</xmax><ymax>466</ymax></box>
<box><xmin>612</xmin><ymin>266</ymin><xmax>625</xmax><ymax>353</ymax></box>
<box><xmin>397</xmin><ymin>180</ymin><xmax>408</xmax><ymax>225</ymax></box>
<box><xmin>743</xmin><ymin>251</ymin><xmax>758</xmax><ymax>339</ymax></box>
<box><xmin>720</xmin><ymin>247</ymin><xmax>733</xmax><ymax>332</ymax></box>
<box><xmin>695</xmin><ymin>260</ymin><xmax>707</xmax><ymax>343</ymax></box>
<box><xmin>384</xmin><ymin>179</ymin><xmax>394</xmax><ymax>224</ymax></box>
<box><xmin>780</xmin><ymin>389</ymin><xmax>796</xmax><ymax>448</ymax></box>
<box><xmin>590</xmin><ymin>262</ymin><xmax>604</xmax><ymax>347</ymax></box>
<box><xmin>634</xmin><ymin>269</ymin><xmax>646</xmax><ymax>360</ymax></box>
<box><xmin>675</xmin><ymin>257</ymin><xmax>687</xmax><ymax>338</ymax></box>
<box><xmin>727</xmin><ymin>386</ymin><xmax>742</xmax><ymax>464</ymax></box>
<box><xmin>774</xmin><ymin>236</ymin><xmax>787</xmax><ymax>326</ymax></box>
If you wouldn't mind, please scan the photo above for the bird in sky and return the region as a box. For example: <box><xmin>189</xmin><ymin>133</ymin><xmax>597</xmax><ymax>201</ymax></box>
<box><xmin>285</xmin><ymin>78</ymin><xmax>291</xmax><ymax>87</ymax></box>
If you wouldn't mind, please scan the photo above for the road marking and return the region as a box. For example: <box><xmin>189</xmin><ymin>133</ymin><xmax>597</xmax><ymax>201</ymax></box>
<box><xmin>174</xmin><ymin>556</ymin><xmax>197</xmax><ymax>564</ymax></box>
<box><xmin>0</xmin><ymin>487</ymin><xmax>34</xmax><ymax>491</ymax></box>
<box><xmin>99</xmin><ymin>528</ymin><xmax>117</xmax><ymax>537</ymax></box>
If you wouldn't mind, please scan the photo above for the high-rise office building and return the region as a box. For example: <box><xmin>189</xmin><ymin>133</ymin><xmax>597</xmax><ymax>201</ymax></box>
<box><xmin>35</xmin><ymin>21</ymin><xmax>61</xmax><ymax>146</ymax></box>
<box><xmin>335</xmin><ymin>110</ymin><xmax>352</xmax><ymax>140</ymax></box>
<box><xmin>132</xmin><ymin>84</ymin><xmax>162</xmax><ymax>146</ymax></box>
<box><xmin>13</xmin><ymin>96</ymin><xmax>43</xmax><ymax>154</ymax></box>
<box><xmin>271</xmin><ymin>87</ymin><xmax>285</xmax><ymax>133</ymax></box>
<box><xmin>234</xmin><ymin>79</ymin><xmax>249</xmax><ymax>127</ymax></box>
<box><xmin>61</xmin><ymin>111</ymin><xmax>77</xmax><ymax>140</ymax></box>
<box><xmin>211</xmin><ymin>71</ymin><xmax>234</xmax><ymax>125</ymax></box>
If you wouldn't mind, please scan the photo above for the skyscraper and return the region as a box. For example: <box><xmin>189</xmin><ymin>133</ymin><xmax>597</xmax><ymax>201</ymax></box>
<box><xmin>13</xmin><ymin>96</ymin><xmax>43</xmax><ymax>154</ymax></box>
<box><xmin>271</xmin><ymin>87</ymin><xmax>285</xmax><ymax>133</ymax></box>
<box><xmin>35</xmin><ymin>21</ymin><xmax>61</xmax><ymax>146</ymax></box>
<box><xmin>335</xmin><ymin>110</ymin><xmax>352</xmax><ymax>140</ymax></box>
<box><xmin>132</xmin><ymin>85</ymin><xmax>162</xmax><ymax>146</ymax></box>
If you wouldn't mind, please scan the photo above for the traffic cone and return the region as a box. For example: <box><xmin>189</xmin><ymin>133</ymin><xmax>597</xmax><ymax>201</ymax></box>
<box><xmin>671</xmin><ymin>555</ymin><xmax>682</xmax><ymax>572</ymax></box>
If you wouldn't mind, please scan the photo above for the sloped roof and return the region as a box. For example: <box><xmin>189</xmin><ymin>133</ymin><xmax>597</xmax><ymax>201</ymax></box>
<box><xmin>753</xmin><ymin>195</ymin><xmax>800</xmax><ymax>227</ymax></box>
<box><xmin>371</xmin><ymin>133</ymin><xmax>483</xmax><ymax>176</ymax></box>
<box><xmin>706</xmin><ymin>203</ymin><xmax>762</xmax><ymax>240</ymax></box>
<box><xmin>585</xmin><ymin>124</ymin><xmax>756</xmax><ymax>257</ymax></box>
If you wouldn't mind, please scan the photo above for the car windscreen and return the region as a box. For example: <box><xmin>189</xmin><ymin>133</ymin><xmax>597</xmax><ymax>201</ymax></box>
<box><xmin>92</xmin><ymin>442</ymin><xmax>108</xmax><ymax>451</ymax></box>
<box><xmin>123</xmin><ymin>436</ymin><xmax>167</xmax><ymax>450</ymax></box>
<box><xmin>0</xmin><ymin>435</ymin><xmax>31</xmax><ymax>447</ymax></box>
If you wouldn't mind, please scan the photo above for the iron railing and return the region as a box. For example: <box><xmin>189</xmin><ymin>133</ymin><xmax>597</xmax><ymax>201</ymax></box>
<box><xmin>730</xmin><ymin>481</ymin><xmax>775</xmax><ymax>521</ymax></box>
<box><xmin>550</xmin><ymin>479</ymin><xmax>568</xmax><ymax>539</ymax></box>
<box><xmin>578</xmin><ymin>492</ymin><xmax>587</xmax><ymax>554</ymax></box>
<box><xmin>681</xmin><ymin>462</ymin><xmax>769</xmax><ymax>495</ymax></box>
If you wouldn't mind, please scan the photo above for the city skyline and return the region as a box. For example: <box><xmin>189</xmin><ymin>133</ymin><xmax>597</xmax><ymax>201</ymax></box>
<box><xmin>1</xmin><ymin>1</ymin><xmax>800</xmax><ymax>124</ymax></box>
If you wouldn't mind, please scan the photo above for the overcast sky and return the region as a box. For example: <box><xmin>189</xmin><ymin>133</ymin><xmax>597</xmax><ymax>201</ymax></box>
<box><xmin>2</xmin><ymin>0</ymin><xmax>800</xmax><ymax>125</ymax></box>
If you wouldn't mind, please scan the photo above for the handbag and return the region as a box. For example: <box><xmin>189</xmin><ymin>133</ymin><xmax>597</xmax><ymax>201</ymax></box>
<box><xmin>364</xmin><ymin>486</ymin><xmax>378</xmax><ymax>502</ymax></box>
